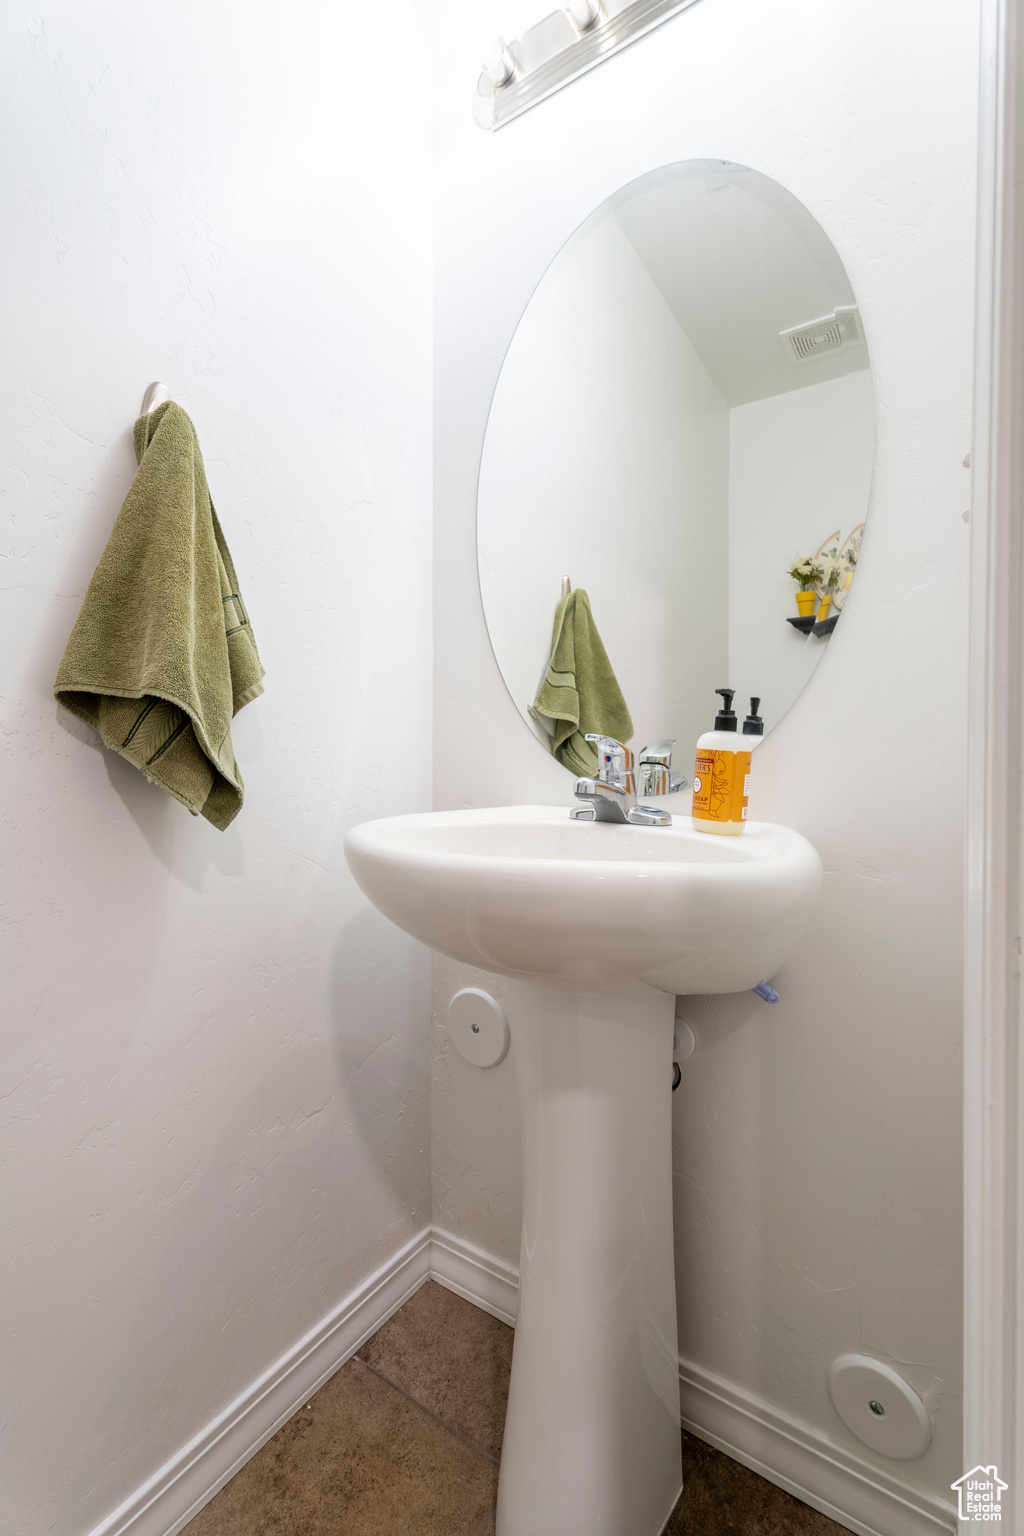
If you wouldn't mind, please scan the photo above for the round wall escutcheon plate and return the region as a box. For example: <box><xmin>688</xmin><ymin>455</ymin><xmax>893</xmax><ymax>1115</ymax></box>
<box><xmin>826</xmin><ymin>1353</ymin><xmax>931</xmax><ymax>1459</ymax></box>
<box><xmin>446</xmin><ymin>988</ymin><xmax>510</xmax><ymax>1068</ymax></box>
<box><xmin>673</xmin><ymin>1018</ymin><xmax>696</xmax><ymax>1062</ymax></box>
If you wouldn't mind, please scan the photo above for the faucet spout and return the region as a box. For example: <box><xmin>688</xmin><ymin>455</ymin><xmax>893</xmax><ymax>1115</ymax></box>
<box><xmin>571</xmin><ymin>776</ymin><xmax>631</xmax><ymax>823</ymax></box>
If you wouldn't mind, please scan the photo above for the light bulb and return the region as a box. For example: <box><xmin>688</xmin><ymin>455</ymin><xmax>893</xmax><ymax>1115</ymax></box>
<box><xmin>567</xmin><ymin>0</ymin><xmax>601</xmax><ymax>29</ymax></box>
<box><xmin>481</xmin><ymin>36</ymin><xmax>515</xmax><ymax>87</ymax></box>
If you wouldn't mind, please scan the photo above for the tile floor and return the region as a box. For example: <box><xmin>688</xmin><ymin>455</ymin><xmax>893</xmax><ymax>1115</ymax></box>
<box><xmin>184</xmin><ymin>1280</ymin><xmax>850</xmax><ymax>1535</ymax></box>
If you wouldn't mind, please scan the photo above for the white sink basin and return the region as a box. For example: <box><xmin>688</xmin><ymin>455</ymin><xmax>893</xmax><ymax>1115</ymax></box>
<box><xmin>344</xmin><ymin>804</ymin><xmax>822</xmax><ymax>1536</ymax></box>
<box><xmin>344</xmin><ymin>803</ymin><xmax>822</xmax><ymax>995</ymax></box>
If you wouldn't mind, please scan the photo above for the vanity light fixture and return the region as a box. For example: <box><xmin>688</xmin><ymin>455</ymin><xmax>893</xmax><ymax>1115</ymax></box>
<box><xmin>481</xmin><ymin>36</ymin><xmax>516</xmax><ymax>87</ymax></box>
<box><xmin>474</xmin><ymin>0</ymin><xmax>703</xmax><ymax>130</ymax></box>
<box><xmin>566</xmin><ymin>0</ymin><xmax>602</xmax><ymax>28</ymax></box>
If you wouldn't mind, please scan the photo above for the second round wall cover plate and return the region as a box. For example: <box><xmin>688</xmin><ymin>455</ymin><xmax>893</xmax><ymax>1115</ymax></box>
<box><xmin>826</xmin><ymin>1353</ymin><xmax>931</xmax><ymax>1459</ymax></box>
<box><xmin>446</xmin><ymin>988</ymin><xmax>510</xmax><ymax>1068</ymax></box>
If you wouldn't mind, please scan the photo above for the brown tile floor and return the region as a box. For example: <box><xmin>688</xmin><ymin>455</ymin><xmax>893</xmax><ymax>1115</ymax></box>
<box><xmin>184</xmin><ymin>1280</ymin><xmax>851</xmax><ymax>1535</ymax></box>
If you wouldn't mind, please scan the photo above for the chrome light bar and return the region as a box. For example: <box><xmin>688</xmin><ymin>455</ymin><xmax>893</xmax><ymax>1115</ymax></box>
<box><xmin>474</xmin><ymin>0</ymin><xmax>704</xmax><ymax>131</ymax></box>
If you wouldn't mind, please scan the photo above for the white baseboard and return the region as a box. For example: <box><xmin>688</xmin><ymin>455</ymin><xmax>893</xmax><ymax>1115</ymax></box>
<box><xmin>677</xmin><ymin>1358</ymin><xmax>956</xmax><ymax>1536</ymax></box>
<box><xmin>87</xmin><ymin>1227</ymin><xmax>432</xmax><ymax>1536</ymax></box>
<box><xmin>84</xmin><ymin>1225</ymin><xmax>958</xmax><ymax>1536</ymax></box>
<box><xmin>428</xmin><ymin>1226</ymin><xmax>519</xmax><ymax>1327</ymax></box>
<box><xmin>435</xmin><ymin>1234</ymin><xmax>957</xmax><ymax>1536</ymax></box>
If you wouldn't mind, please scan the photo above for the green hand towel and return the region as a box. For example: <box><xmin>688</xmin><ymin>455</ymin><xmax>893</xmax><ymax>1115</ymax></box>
<box><xmin>529</xmin><ymin>588</ymin><xmax>633</xmax><ymax>776</ymax></box>
<box><xmin>54</xmin><ymin>401</ymin><xmax>264</xmax><ymax>830</ymax></box>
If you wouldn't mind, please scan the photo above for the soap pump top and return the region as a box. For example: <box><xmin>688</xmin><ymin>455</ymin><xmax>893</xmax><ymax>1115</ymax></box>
<box><xmin>714</xmin><ymin>688</ymin><xmax>738</xmax><ymax>731</ymax></box>
<box><xmin>742</xmin><ymin>697</ymin><xmax>764</xmax><ymax>736</ymax></box>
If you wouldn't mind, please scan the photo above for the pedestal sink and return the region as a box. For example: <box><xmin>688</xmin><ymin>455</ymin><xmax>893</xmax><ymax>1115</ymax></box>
<box><xmin>344</xmin><ymin>805</ymin><xmax>822</xmax><ymax>1536</ymax></box>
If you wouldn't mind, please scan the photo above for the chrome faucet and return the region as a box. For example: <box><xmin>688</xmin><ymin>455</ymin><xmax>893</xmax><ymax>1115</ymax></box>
<box><xmin>570</xmin><ymin>734</ymin><xmax>686</xmax><ymax>827</ymax></box>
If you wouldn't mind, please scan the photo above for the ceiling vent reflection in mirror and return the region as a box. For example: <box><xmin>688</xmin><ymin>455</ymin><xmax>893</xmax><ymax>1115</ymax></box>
<box><xmin>780</xmin><ymin>306</ymin><xmax>863</xmax><ymax>364</ymax></box>
<box><xmin>475</xmin><ymin>0</ymin><xmax>704</xmax><ymax>130</ymax></box>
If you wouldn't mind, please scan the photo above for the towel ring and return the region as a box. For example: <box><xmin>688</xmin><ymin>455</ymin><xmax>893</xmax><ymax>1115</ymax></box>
<box><xmin>140</xmin><ymin>382</ymin><xmax>171</xmax><ymax>415</ymax></box>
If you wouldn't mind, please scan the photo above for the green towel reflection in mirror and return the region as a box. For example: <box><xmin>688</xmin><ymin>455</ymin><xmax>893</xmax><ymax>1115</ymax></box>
<box><xmin>529</xmin><ymin>589</ymin><xmax>634</xmax><ymax>777</ymax></box>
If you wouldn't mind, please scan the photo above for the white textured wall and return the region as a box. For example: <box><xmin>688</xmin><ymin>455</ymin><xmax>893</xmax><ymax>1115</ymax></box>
<box><xmin>433</xmin><ymin>0</ymin><xmax>973</xmax><ymax>1508</ymax></box>
<box><xmin>0</xmin><ymin>6</ymin><xmax>432</xmax><ymax>1535</ymax></box>
<box><xmin>478</xmin><ymin>207</ymin><xmax>729</xmax><ymax>755</ymax></box>
<box><xmin>727</xmin><ymin>370</ymin><xmax>876</xmax><ymax>736</ymax></box>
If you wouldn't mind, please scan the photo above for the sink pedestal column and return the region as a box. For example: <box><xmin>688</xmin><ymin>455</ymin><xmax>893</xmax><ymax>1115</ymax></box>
<box><xmin>496</xmin><ymin>984</ymin><xmax>682</xmax><ymax>1536</ymax></box>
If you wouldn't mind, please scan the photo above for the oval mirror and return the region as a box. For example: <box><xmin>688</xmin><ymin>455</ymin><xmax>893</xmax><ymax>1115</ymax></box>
<box><xmin>478</xmin><ymin>160</ymin><xmax>874</xmax><ymax>779</ymax></box>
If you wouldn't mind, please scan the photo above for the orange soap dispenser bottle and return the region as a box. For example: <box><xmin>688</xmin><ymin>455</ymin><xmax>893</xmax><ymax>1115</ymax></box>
<box><xmin>691</xmin><ymin>688</ymin><xmax>751</xmax><ymax>836</ymax></box>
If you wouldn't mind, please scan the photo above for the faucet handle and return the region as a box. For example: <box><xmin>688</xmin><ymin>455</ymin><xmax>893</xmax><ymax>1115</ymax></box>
<box><xmin>584</xmin><ymin>734</ymin><xmax>635</xmax><ymax>779</ymax></box>
<box><xmin>639</xmin><ymin>739</ymin><xmax>676</xmax><ymax>766</ymax></box>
